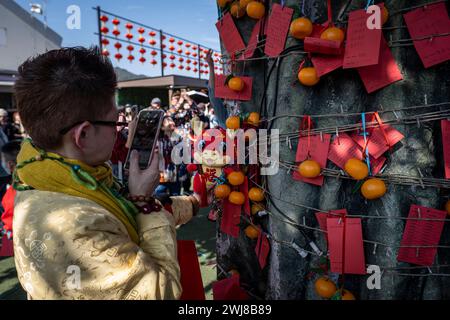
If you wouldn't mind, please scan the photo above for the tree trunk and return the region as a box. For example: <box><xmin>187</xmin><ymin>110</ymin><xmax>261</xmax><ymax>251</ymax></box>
<box><xmin>216</xmin><ymin>0</ymin><xmax>450</xmax><ymax>300</ymax></box>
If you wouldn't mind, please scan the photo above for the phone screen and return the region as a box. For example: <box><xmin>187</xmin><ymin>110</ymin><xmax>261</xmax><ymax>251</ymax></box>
<box><xmin>125</xmin><ymin>109</ymin><xmax>164</xmax><ymax>170</ymax></box>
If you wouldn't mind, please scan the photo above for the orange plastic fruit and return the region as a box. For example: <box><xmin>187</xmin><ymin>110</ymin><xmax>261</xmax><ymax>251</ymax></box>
<box><xmin>382</xmin><ymin>6</ymin><xmax>389</xmax><ymax>25</ymax></box>
<box><xmin>315</xmin><ymin>277</ymin><xmax>337</xmax><ymax>299</ymax></box>
<box><xmin>341</xmin><ymin>289</ymin><xmax>356</xmax><ymax>300</ymax></box>
<box><xmin>298</xmin><ymin>67</ymin><xmax>320</xmax><ymax>86</ymax></box>
<box><xmin>228</xmin><ymin>171</ymin><xmax>245</xmax><ymax>186</ymax></box>
<box><xmin>320</xmin><ymin>26</ymin><xmax>345</xmax><ymax>42</ymax></box>
<box><xmin>244</xmin><ymin>225</ymin><xmax>260</xmax><ymax>239</ymax></box>
<box><xmin>239</xmin><ymin>0</ymin><xmax>253</xmax><ymax>8</ymax></box>
<box><xmin>230</xmin><ymin>1</ymin><xmax>246</xmax><ymax>18</ymax></box>
<box><xmin>246</xmin><ymin>1</ymin><xmax>265</xmax><ymax>19</ymax></box>
<box><xmin>247</xmin><ymin>112</ymin><xmax>260</xmax><ymax>126</ymax></box>
<box><xmin>445</xmin><ymin>200</ymin><xmax>450</xmax><ymax>216</ymax></box>
<box><xmin>248</xmin><ymin>187</ymin><xmax>264</xmax><ymax>202</ymax></box>
<box><xmin>229</xmin><ymin>191</ymin><xmax>246</xmax><ymax>205</ymax></box>
<box><xmin>298</xmin><ymin>160</ymin><xmax>321</xmax><ymax>178</ymax></box>
<box><xmin>226</xmin><ymin>116</ymin><xmax>241</xmax><ymax>129</ymax></box>
<box><xmin>361</xmin><ymin>178</ymin><xmax>387</xmax><ymax>200</ymax></box>
<box><xmin>228</xmin><ymin>76</ymin><xmax>245</xmax><ymax>91</ymax></box>
<box><xmin>214</xmin><ymin>184</ymin><xmax>231</xmax><ymax>199</ymax></box>
<box><xmin>251</xmin><ymin>203</ymin><xmax>265</xmax><ymax>215</ymax></box>
<box><xmin>344</xmin><ymin>158</ymin><xmax>369</xmax><ymax>180</ymax></box>
<box><xmin>290</xmin><ymin>17</ymin><xmax>313</xmax><ymax>40</ymax></box>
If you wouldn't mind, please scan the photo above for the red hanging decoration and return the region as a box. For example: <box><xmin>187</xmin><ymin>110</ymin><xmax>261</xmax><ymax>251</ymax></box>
<box><xmin>185</xmin><ymin>50</ymin><xmax>191</xmax><ymax>56</ymax></box>
<box><xmin>100</xmin><ymin>15</ymin><xmax>108</xmax><ymax>22</ymax></box>
<box><xmin>115</xmin><ymin>53</ymin><xmax>123</xmax><ymax>61</ymax></box>
<box><xmin>162</xmin><ymin>62</ymin><xmax>168</xmax><ymax>68</ymax></box>
<box><xmin>169</xmin><ymin>45</ymin><xmax>175</xmax><ymax>51</ymax></box>
<box><xmin>101</xmin><ymin>38</ymin><xmax>110</xmax><ymax>45</ymax></box>
<box><xmin>102</xmin><ymin>49</ymin><xmax>109</xmax><ymax>56</ymax></box>
<box><xmin>192</xmin><ymin>46</ymin><xmax>197</xmax><ymax>50</ymax></box>
<box><xmin>193</xmin><ymin>68</ymin><xmax>198</xmax><ymax>72</ymax></box>
<box><xmin>138</xmin><ymin>27</ymin><xmax>145</xmax><ymax>34</ymax></box>
<box><xmin>114</xmin><ymin>42</ymin><xmax>122</xmax><ymax>50</ymax></box>
<box><xmin>139</xmin><ymin>48</ymin><xmax>146</xmax><ymax>54</ymax></box>
<box><xmin>193</xmin><ymin>61</ymin><xmax>198</xmax><ymax>66</ymax></box>
<box><xmin>162</xmin><ymin>44</ymin><xmax>166</xmax><ymax>49</ymax></box>
<box><xmin>186</xmin><ymin>59</ymin><xmax>191</xmax><ymax>64</ymax></box>
<box><xmin>126</xmin><ymin>33</ymin><xmax>133</xmax><ymax>40</ymax></box>
<box><xmin>170</xmin><ymin>63</ymin><xmax>176</xmax><ymax>68</ymax></box>
<box><xmin>169</xmin><ymin>55</ymin><xmax>176</xmax><ymax>60</ymax></box>
<box><xmin>169</xmin><ymin>37</ymin><xmax>175</xmax><ymax>43</ymax></box>
<box><xmin>177</xmin><ymin>48</ymin><xmax>183</xmax><ymax>54</ymax></box>
<box><xmin>149</xmin><ymin>31</ymin><xmax>157</xmax><ymax>37</ymax></box>
<box><xmin>125</xmin><ymin>23</ymin><xmax>133</xmax><ymax>29</ymax></box>
<box><xmin>192</xmin><ymin>52</ymin><xmax>198</xmax><ymax>57</ymax></box>
<box><xmin>112</xmin><ymin>28</ymin><xmax>120</xmax><ymax>37</ymax></box>
<box><xmin>125</xmin><ymin>23</ymin><xmax>133</xmax><ymax>40</ymax></box>
<box><xmin>139</xmin><ymin>57</ymin><xmax>146</xmax><ymax>63</ymax></box>
<box><xmin>186</xmin><ymin>43</ymin><xmax>191</xmax><ymax>48</ymax></box>
<box><xmin>178</xmin><ymin>57</ymin><xmax>184</xmax><ymax>63</ymax></box>
<box><xmin>186</xmin><ymin>66</ymin><xmax>191</xmax><ymax>71</ymax></box>
<box><xmin>178</xmin><ymin>65</ymin><xmax>184</xmax><ymax>70</ymax></box>
<box><xmin>127</xmin><ymin>45</ymin><xmax>134</xmax><ymax>51</ymax></box>
<box><xmin>150</xmin><ymin>59</ymin><xmax>158</xmax><ymax>66</ymax></box>
<box><xmin>151</xmin><ymin>50</ymin><xmax>158</xmax><ymax>56</ymax></box>
<box><xmin>138</xmin><ymin>35</ymin><xmax>145</xmax><ymax>44</ymax></box>
<box><xmin>127</xmin><ymin>54</ymin><xmax>134</xmax><ymax>62</ymax></box>
<box><xmin>112</xmin><ymin>18</ymin><xmax>120</xmax><ymax>25</ymax></box>
<box><xmin>149</xmin><ymin>39</ymin><xmax>157</xmax><ymax>46</ymax></box>
<box><xmin>177</xmin><ymin>40</ymin><xmax>183</xmax><ymax>46</ymax></box>
<box><xmin>101</xmin><ymin>26</ymin><xmax>109</xmax><ymax>34</ymax></box>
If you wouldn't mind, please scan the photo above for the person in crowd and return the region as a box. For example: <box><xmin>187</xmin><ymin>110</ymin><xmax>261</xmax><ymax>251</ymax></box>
<box><xmin>12</xmin><ymin>46</ymin><xmax>199</xmax><ymax>300</ymax></box>
<box><xmin>150</xmin><ymin>97</ymin><xmax>162</xmax><ymax>110</ymax></box>
<box><xmin>0</xmin><ymin>109</ymin><xmax>10</xmax><ymax>149</ymax></box>
<box><xmin>206</xmin><ymin>50</ymin><xmax>228</xmax><ymax>128</ymax></box>
<box><xmin>0</xmin><ymin>140</ymin><xmax>21</xmax><ymax>239</ymax></box>
<box><xmin>12</xmin><ymin>112</ymin><xmax>27</xmax><ymax>139</ymax></box>
<box><xmin>110</xmin><ymin>109</ymin><xmax>129</xmax><ymax>179</ymax></box>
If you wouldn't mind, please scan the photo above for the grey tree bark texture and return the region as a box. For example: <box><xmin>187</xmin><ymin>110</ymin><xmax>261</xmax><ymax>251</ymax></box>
<box><xmin>216</xmin><ymin>0</ymin><xmax>450</xmax><ymax>300</ymax></box>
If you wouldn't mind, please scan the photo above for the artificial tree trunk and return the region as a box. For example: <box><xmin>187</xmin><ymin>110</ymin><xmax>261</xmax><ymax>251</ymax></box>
<box><xmin>216</xmin><ymin>0</ymin><xmax>450</xmax><ymax>300</ymax></box>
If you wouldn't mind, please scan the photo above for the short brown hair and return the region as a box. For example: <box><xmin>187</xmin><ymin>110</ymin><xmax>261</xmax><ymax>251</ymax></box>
<box><xmin>14</xmin><ymin>47</ymin><xmax>117</xmax><ymax>150</ymax></box>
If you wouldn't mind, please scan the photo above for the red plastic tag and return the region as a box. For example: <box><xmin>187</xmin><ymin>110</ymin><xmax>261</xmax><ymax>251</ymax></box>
<box><xmin>311</xmin><ymin>53</ymin><xmax>344</xmax><ymax>77</ymax></box>
<box><xmin>264</xmin><ymin>4</ymin><xmax>294</xmax><ymax>57</ymax></box>
<box><xmin>397</xmin><ymin>205</ymin><xmax>447</xmax><ymax>266</ymax></box>
<box><xmin>357</xmin><ymin>36</ymin><xmax>403</xmax><ymax>93</ymax></box>
<box><xmin>0</xmin><ymin>234</ymin><xmax>14</xmax><ymax>257</ymax></box>
<box><xmin>315</xmin><ymin>209</ymin><xmax>347</xmax><ymax>243</ymax></box>
<box><xmin>243</xmin><ymin>20</ymin><xmax>262</xmax><ymax>59</ymax></box>
<box><xmin>213</xmin><ymin>274</ymin><xmax>249</xmax><ymax>300</ymax></box>
<box><xmin>214</xmin><ymin>75</ymin><xmax>253</xmax><ymax>101</ymax></box>
<box><xmin>221</xmin><ymin>198</ymin><xmax>241</xmax><ymax>238</ymax></box>
<box><xmin>343</xmin><ymin>7</ymin><xmax>382</xmax><ymax>68</ymax></box>
<box><xmin>442</xmin><ymin>120</ymin><xmax>450</xmax><ymax>179</ymax></box>
<box><xmin>328</xmin><ymin>133</ymin><xmax>386</xmax><ymax>175</ymax></box>
<box><xmin>215</xmin><ymin>13</ymin><xmax>246</xmax><ymax>56</ymax></box>
<box><xmin>403</xmin><ymin>2</ymin><xmax>450</xmax><ymax>68</ymax></box>
<box><xmin>255</xmin><ymin>232</ymin><xmax>270</xmax><ymax>269</ymax></box>
<box><xmin>327</xmin><ymin>217</ymin><xmax>366</xmax><ymax>275</ymax></box>
<box><xmin>304</xmin><ymin>37</ymin><xmax>343</xmax><ymax>55</ymax></box>
<box><xmin>351</xmin><ymin>123</ymin><xmax>404</xmax><ymax>160</ymax></box>
<box><xmin>292</xmin><ymin>133</ymin><xmax>332</xmax><ymax>186</ymax></box>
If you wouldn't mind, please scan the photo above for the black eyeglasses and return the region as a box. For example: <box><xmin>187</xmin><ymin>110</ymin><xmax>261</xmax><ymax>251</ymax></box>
<box><xmin>59</xmin><ymin>120</ymin><xmax>128</xmax><ymax>135</ymax></box>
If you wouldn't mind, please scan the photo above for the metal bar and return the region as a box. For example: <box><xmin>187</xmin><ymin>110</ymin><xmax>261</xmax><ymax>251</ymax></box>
<box><xmin>159</xmin><ymin>30</ymin><xmax>164</xmax><ymax>77</ymax></box>
<box><xmin>96</xmin><ymin>6</ymin><xmax>102</xmax><ymax>49</ymax></box>
<box><xmin>198</xmin><ymin>43</ymin><xmax>201</xmax><ymax>80</ymax></box>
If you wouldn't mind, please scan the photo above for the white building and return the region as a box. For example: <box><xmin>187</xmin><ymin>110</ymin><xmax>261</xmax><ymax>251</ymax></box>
<box><xmin>0</xmin><ymin>0</ymin><xmax>62</xmax><ymax>110</ymax></box>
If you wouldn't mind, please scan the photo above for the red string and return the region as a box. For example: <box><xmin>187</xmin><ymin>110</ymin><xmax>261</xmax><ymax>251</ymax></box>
<box><xmin>301</xmin><ymin>116</ymin><xmax>313</xmax><ymax>158</ymax></box>
<box><xmin>340</xmin><ymin>211</ymin><xmax>347</xmax><ymax>291</ymax></box>
<box><xmin>327</xmin><ymin>0</ymin><xmax>333</xmax><ymax>26</ymax></box>
<box><xmin>298</xmin><ymin>59</ymin><xmax>306</xmax><ymax>73</ymax></box>
<box><xmin>374</xmin><ymin>112</ymin><xmax>391</xmax><ymax>148</ymax></box>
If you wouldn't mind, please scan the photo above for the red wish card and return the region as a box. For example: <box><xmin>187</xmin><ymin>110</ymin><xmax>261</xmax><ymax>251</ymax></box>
<box><xmin>292</xmin><ymin>133</ymin><xmax>332</xmax><ymax>186</ymax></box>
<box><xmin>403</xmin><ymin>2</ymin><xmax>450</xmax><ymax>68</ymax></box>
<box><xmin>357</xmin><ymin>36</ymin><xmax>403</xmax><ymax>93</ymax></box>
<box><xmin>397</xmin><ymin>205</ymin><xmax>447</xmax><ymax>266</ymax></box>
<box><xmin>327</xmin><ymin>217</ymin><xmax>366</xmax><ymax>275</ymax></box>
<box><xmin>343</xmin><ymin>7</ymin><xmax>382</xmax><ymax>69</ymax></box>
<box><xmin>312</xmin><ymin>53</ymin><xmax>344</xmax><ymax>77</ymax></box>
<box><xmin>177</xmin><ymin>240</ymin><xmax>205</xmax><ymax>300</ymax></box>
<box><xmin>255</xmin><ymin>232</ymin><xmax>270</xmax><ymax>269</ymax></box>
<box><xmin>214</xmin><ymin>75</ymin><xmax>253</xmax><ymax>101</ymax></box>
<box><xmin>351</xmin><ymin>122</ymin><xmax>404</xmax><ymax>159</ymax></box>
<box><xmin>264</xmin><ymin>4</ymin><xmax>294</xmax><ymax>57</ymax></box>
<box><xmin>213</xmin><ymin>274</ymin><xmax>249</xmax><ymax>300</ymax></box>
<box><xmin>221</xmin><ymin>198</ymin><xmax>241</xmax><ymax>238</ymax></box>
<box><xmin>304</xmin><ymin>37</ymin><xmax>343</xmax><ymax>55</ymax></box>
<box><xmin>0</xmin><ymin>234</ymin><xmax>14</xmax><ymax>257</ymax></box>
<box><xmin>315</xmin><ymin>209</ymin><xmax>348</xmax><ymax>243</ymax></box>
<box><xmin>328</xmin><ymin>133</ymin><xmax>386</xmax><ymax>175</ymax></box>
<box><xmin>310</xmin><ymin>23</ymin><xmax>327</xmax><ymax>38</ymax></box>
<box><xmin>216</xmin><ymin>13</ymin><xmax>246</xmax><ymax>56</ymax></box>
<box><xmin>243</xmin><ymin>20</ymin><xmax>262</xmax><ymax>59</ymax></box>
<box><xmin>442</xmin><ymin>120</ymin><xmax>450</xmax><ymax>179</ymax></box>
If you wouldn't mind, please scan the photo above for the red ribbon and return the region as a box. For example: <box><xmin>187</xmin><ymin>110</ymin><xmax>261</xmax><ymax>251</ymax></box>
<box><xmin>327</xmin><ymin>0</ymin><xmax>333</xmax><ymax>26</ymax></box>
<box><xmin>301</xmin><ymin>116</ymin><xmax>313</xmax><ymax>158</ymax></box>
<box><xmin>374</xmin><ymin>112</ymin><xmax>391</xmax><ymax>148</ymax></box>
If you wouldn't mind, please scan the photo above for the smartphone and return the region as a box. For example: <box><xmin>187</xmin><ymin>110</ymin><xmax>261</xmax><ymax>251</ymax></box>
<box><xmin>124</xmin><ymin>109</ymin><xmax>165</xmax><ymax>170</ymax></box>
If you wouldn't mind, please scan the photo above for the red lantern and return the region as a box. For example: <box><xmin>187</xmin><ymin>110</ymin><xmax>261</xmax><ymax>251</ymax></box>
<box><xmin>185</xmin><ymin>51</ymin><xmax>191</xmax><ymax>56</ymax></box>
<box><xmin>126</xmin><ymin>33</ymin><xmax>133</xmax><ymax>40</ymax></box>
<box><xmin>192</xmin><ymin>46</ymin><xmax>197</xmax><ymax>50</ymax></box>
<box><xmin>177</xmin><ymin>49</ymin><xmax>182</xmax><ymax>54</ymax></box>
<box><xmin>186</xmin><ymin>43</ymin><xmax>191</xmax><ymax>48</ymax></box>
<box><xmin>115</xmin><ymin>53</ymin><xmax>123</xmax><ymax>60</ymax></box>
<box><xmin>177</xmin><ymin>40</ymin><xmax>183</xmax><ymax>46</ymax></box>
<box><xmin>125</xmin><ymin>23</ymin><xmax>133</xmax><ymax>29</ymax></box>
<box><xmin>149</xmin><ymin>31</ymin><xmax>157</xmax><ymax>37</ymax></box>
<box><xmin>178</xmin><ymin>65</ymin><xmax>184</xmax><ymax>70</ymax></box>
<box><xmin>193</xmin><ymin>68</ymin><xmax>198</xmax><ymax>72</ymax></box>
<box><xmin>170</xmin><ymin>63</ymin><xmax>176</xmax><ymax>68</ymax></box>
<box><xmin>102</xmin><ymin>49</ymin><xmax>109</xmax><ymax>56</ymax></box>
<box><xmin>186</xmin><ymin>66</ymin><xmax>191</xmax><ymax>71</ymax></box>
<box><xmin>100</xmin><ymin>15</ymin><xmax>108</xmax><ymax>22</ymax></box>
<box><xmin>169</xmin><ymin>37</ymin><xmax>175</xmax><ymax>43</ymax></box>
<box><xmin>127</xmin><ymin>55</ymin><xmax>134</xmax><ymax>62</ymax></box>
<box><xmin>162</xmin><ymin>35</ymin><xmax>166</xmax><ymax>40</ymax></box>
<box><xmin>151</xmin><ymin>50</ymin><xmax>158</xmax><ymax>56</ymax></box>
<box><xmin>127</xmin><ymin>45</ymin><xmax>134</xmax><ymax>51</ymax></box>
<box><xmin>112</xmin><ymin>18</ymin><xmax>120</xmax><ymax>25</ymax></box>
<box><xmin>138</xmin><ymin>27</ymin><xmax>145</xmax><ymax>34</ymax></box>
<box><xmin>169</xmin><ymin>45</ymin><xmax>175</xmax><ymax>51</ymax></box>
<box><xmin>162</xmin><ymin>54</ymin><xmax>167</xmax><ymax>59</ymax></box>
<box><xmin>192</xmin><ymin>53</ymin><xmax>198</xmax><ymax>57</ymax></box>
<box><xmin>149</xmin><ymin>39</ymin><xmax>157</xmax><ymax>46</ymax></box>
<box><xmin>101</xmin><ymin>27</ymin><xmax>109</xmax><ymax>34</ymax></box>
<box><xmin>178</xmin><ymin>57</ymin><xmax>184</xmax><ymax>62</ymax></box>
<box><xmin>193</xmin><ymin>61</ymin><xmax>198</xmax><ymax>66</ymax></box>
<box><xmin>169</xmin><ymin>55</ymin><xmax>175</xmax><ymax>60</ymax></box>
<box><xmin>150</xmin><ymin>59</ymin><xmax>157</xmax><ymax>66</ymax></box>
<box><xmin>138</xmin><ymin>36</ymin><xmax>145</xmax><ymax>44</ymax></box>
<box><xmin>203</xmin><ymin>49</ymin><xmax>209</xmax><ymax>54</ymax></box>
<box><xmin>139</xmin><ymin>48</ymin><xmax>146</xmax><ymax>54</ymax></box>
<box><xmin>101</xmin><ymin>38</ymin><xmax>110</xmax><ymax>45</ymax></box>
<box><xmin>139</xmin><ymin>57</ymin><xmax>146</xmax><ymax>63</ymax></box>
<box><xmin>186</xmin><ymin>59</ymin><xmax>191</xmax><ymax>64</ymax></box>
<box><xmin>162</xmin><ymin>62</ymin><xmax>168</xmax><ymax>68</ymax></box>
<box><xmin>162</xmin><ymin>44</ymin><xmax>166</xmax><ymax>49</ymax></box>
<box><xmin>114</xmin><ymin>42</ymin><xmax>122</xmax><ymax>50</ymax></box>
<box><xmin>112</xmin><ymin>28</ymin><xmax>120</xmax><ymax>37</ymax></box>
<box><xmin>214</xmin><ymin>58</ymin><xmax>219</xmax><ymax>63</ymax></box>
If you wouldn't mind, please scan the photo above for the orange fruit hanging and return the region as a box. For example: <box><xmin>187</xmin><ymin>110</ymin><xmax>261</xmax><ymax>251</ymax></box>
<box><xmin>228</xmin><ymin>76</ymin><xmax>245</xmax><ymax>91</ymax></box>
<box><xmin>230</xmin><ymin>1</ymin><xmax>246</xmax><ymax>18</ymax></box>
<box><xmin>320</xmin><ymin>26</ymin><xmax>345</xmax><ymax>42</ymax></box>
<box><xmin>217</xmin><ymin>0</ymin><xmax>231</xmax><ymax>8</ymax></box>
<box><xmin>298</xmin><ymin>67</ymin><xmax>320</xmax><ymax>86</ymax></box>
<box><xmin>361</xmin><ymin>178</ymin><xmax>387</xmax><ymax>200</ymax></box>
<box><xmin>445</xmin><ymin>200</ymin><xmax>450</xmax><ymax>216</ymax></box>
<box><xmin>229</xmin><ymin>191</ymin><xmax>246</xmax><ymax>205</ymax></box>
<box><xmin>246</xmin><ymin>1</ymin><xmax>265</xmax><ymax>19</ymax></box>
<box><xmin>382</xmin><ymin>6</ymin><xmax>389</xmax><ymax>25</ymax></box>
<box><xmin>315</xmin><ymin>277</ymin><xmax>337</xmax><ymax>299</ymax></box>
<box><xmin>247</xmin><ymin>112</ymin><xmax>260</xmax><ymax>126</ymax></box>
<box><xmin>244</xmin><ymin>225</ymin><xmax>260</xmax><ymax>239</ymax></box>
<box><xmin>226</xmin><ymin>116</ymin><xmax>241</xmax><ymax>129</ymax></box>
<box><xmin>214</xmin><ymin>184</ymin><xmax>231</xmax><ymax>199</ymax></box>
<box><xmin>341</xmin><ymin>289</ymin><xmax>356</xmax><ymax>300</ymax></box>
<box><xmin>239</xmin><ymin>0</ymin><xmax>253</xmax><ymax>8</ymax></box>
<box><xmin>228</xmin><ymin>171</ymin><xmax>245</xmax><ymax>186</ymax></box>
<box><xmin>298</xmin><ymin>159</ymin><xmax>321</xmax><ymax>178</ymax></box>
<box><xmin>290</xmin><ymin>17</ymin><xmax>313</xmax><ymax>40</ymax></box>
<box><xmin>251</xmin><ymin>203</ymin><xmax>265</xmax><ymax>215</ymax></box>
<box><xmin>248</xmin><ymin>187</ymin><xmax>264</xmax><ymax>202</ymax></box>
<box><xmin>344</xmin><ymin>158</ymin><xmax>369</xmax><ymax>180</ymax></box>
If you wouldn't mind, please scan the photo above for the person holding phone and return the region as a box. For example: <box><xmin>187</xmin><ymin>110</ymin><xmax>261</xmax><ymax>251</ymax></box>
<box><xmin>12</xmin><ymin>47</ymin><xmax>198</xmax><ymax>300</ymax></box>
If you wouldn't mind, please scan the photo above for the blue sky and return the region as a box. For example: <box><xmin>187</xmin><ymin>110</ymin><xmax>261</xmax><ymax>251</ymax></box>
<box><xmin>14</xmin><ymin>0</ymin><xmax>221</xmax><ymax>76</ymax></box>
